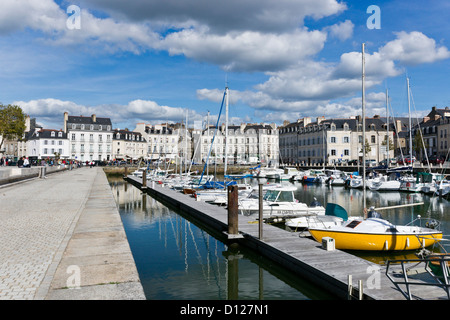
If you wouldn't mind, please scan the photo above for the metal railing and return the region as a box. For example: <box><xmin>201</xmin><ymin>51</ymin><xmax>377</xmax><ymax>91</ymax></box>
<box><xmin>385</xmin><ymin>254</ymin><xmax>450</xmax><ymax>300</ymax></box>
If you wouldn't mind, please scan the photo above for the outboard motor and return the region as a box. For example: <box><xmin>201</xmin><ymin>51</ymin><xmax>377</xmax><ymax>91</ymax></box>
<box><xmin>426</xmin><ymin>219</ymin><xmax>439</xmax><ymax>229</ymax></box>
<box><xmin>367</xmin><ymin>206</ymin><xmax>382</xmax><ymax>219</ymax></box>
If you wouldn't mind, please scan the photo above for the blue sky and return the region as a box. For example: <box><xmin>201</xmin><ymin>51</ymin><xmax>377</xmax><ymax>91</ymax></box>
<box><xmin>0</xmin><ymin>0</ymin><xmax>449</xmax><ymax>130</ymax></box>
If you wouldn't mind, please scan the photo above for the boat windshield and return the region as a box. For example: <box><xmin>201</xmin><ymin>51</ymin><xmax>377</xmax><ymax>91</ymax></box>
<box><xmin>263</xmin><ymin>190</ymin><xmax>294</xmax><ymax>202</ymax></box>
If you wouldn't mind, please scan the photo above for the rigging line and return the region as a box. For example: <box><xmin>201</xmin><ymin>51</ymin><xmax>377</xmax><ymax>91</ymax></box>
<box><xmin>200</xmin><ymin>229</ymin><xmax>224</xmax><ymax>299</ymax></box>
<box><xmin>409</xmin><ymin>87</ymin><xmax>431</xmax><ymax>172</ymax></box>
<box><xmin>198</xmin><ymin>89</ymin><xmax>227</xmax><ymax>185</ymax></box>
<box><xmin>187</xmin><ymin>221</ymin><xmax>210</xmax><ymax>284</ymax></box>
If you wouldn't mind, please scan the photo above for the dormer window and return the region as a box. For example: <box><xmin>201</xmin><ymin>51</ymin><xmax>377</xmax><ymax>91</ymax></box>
<box><xmin>72</xmin><ymin>124</ymin><xmax>76</xmax><ymax>129</ymax></box>
<box><xmin>51</xmin><ymin>131</ymin><xmax>55</xmax><ymax>137</ymax></box>
<box><xmin>81</xmin><ymin>124</ymin><xmax>85</xmax><ymax>130</ymax></box>
<box><xmin>90</xmin><ymin>125</ymin><xmax>94</xmax><ymax>130</ymax></box>
<box><xmin>58</xmin><ymin>131</ymin><xmax>62</xmax><ymax>137</ymax></box>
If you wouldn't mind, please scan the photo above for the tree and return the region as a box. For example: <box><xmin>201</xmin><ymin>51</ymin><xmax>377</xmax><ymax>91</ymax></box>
<box><xmin>360</xmin><ymin>138</ymin><xmax>371</xmax><ymax>157</ymax></box>
<box><xmin>412</xmin><ymin>130</ymin><xmax>428</xmax><ymax>161</ymax></box>
<box><xmin>0</xmin><ymin>104</ymin><xmax>27</xmax><ymax>151</ymax></box>
<box><xmin>381</xmin><ymin>136</ymin><xmax>394</xmax><ymax>150</ymax></box>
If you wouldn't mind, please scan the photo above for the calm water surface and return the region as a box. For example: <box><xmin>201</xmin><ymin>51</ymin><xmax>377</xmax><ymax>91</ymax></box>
<box><xmin>108</xmin><ymin>176</ymin><xmax>335</xmax><ymax>300</ymax></box>
<box><xmin>108</xmin><ymin>175</ymin><xmax>450</xmax><ymax>300</ymax></box>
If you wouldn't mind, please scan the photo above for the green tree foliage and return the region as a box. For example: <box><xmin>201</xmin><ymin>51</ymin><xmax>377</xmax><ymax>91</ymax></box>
<box><xmin>0</xmin><ymin>104</ymin><xmax>27</xmax><ymax>150</ymax></box>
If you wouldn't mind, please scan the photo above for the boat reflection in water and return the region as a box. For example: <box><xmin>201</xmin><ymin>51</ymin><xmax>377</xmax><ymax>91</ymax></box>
<box><xmin>107</xmin><ymin>176</ymin><xmax>335</xmax><ymax>300</ymax></box>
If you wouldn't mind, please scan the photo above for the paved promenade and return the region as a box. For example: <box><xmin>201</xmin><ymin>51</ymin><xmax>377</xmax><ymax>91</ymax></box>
<box><xmin>0</xmin><ymin>167</ymin><xmax>145</xmax><ymax>300</ymax></box>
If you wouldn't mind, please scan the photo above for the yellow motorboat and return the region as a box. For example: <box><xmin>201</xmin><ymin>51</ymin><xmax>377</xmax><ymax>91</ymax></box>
<box><xmin>308</xmin><ymin>208</ymin><xmax>443</xmax><ymax>251</ymax></box>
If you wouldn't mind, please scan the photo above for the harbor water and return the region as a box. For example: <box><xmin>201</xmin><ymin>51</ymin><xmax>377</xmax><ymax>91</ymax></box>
<box><xmin>107</xmin><ymin>175</ymin><xmax>335</xmax><ymax>300</ymax></box>
<box><xmin>107</xmin><ymin>174</ymin><xmax>450</xmax><ymax>300</ymax></box>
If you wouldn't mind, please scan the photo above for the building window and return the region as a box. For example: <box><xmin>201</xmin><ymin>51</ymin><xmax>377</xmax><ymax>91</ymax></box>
<box><xmin>343</xmin><ymin>136</ymin><xmax>349</xmax><ymax>143</ymax></box>
<box><xmin>330</xmin><ymin>137</ymin><xmax>336</xmax><ymax>143</ymax></box>
<box><xmin>331</xmin><ymin>149</ymin><xmax>336</xmax><ymax>156</ymax></box>
<box><xmin>371</xmin><ymin>135</ymin><xmax>376</xmax><ymax>143</ymax></box>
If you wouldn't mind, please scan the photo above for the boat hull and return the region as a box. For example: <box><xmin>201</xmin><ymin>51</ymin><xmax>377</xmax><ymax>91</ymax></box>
<box><xmin>309</xmin><ymin>229</ymin><xmax>442</xmax><ymax>251</ymax></box>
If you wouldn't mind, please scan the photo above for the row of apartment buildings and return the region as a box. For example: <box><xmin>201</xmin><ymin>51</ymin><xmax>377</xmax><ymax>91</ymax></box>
<box><xmin>1</xmin><ymin>106</ymin><xmax>449</xmax><ymax>165</ymax></box>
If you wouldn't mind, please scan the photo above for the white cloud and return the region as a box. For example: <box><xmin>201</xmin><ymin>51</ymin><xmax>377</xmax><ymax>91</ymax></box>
<box><xmin>0</xmin><ymin>0</ymin><xmax>66</xmax><ymax>35</ymax></box>
<box><xmin>327</xmin><ymin>20</ymin><xmax>354</xmax><ymax>41</ymax></box>
<box><xmin>76</xmin><ymin>0</ymin><xmax>346</xmax><ymax>33</ymax></box>
<box><xmin>13</xmin><ymin>98</ymin><xmax>204</xmax><ymax>129</ymax></box>
<box><xmin>160</xmin><ymin>27</ymin><xmax>327</xmax><ymax>72</ymax></box>
<box><xmin>379</xmin><ymin>31</ymin><xmax>450</xmax><ymax>65</ymax></box>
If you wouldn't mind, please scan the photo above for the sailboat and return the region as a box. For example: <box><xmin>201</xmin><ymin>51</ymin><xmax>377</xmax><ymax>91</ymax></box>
<box><xmin>308</xmin><ymin>44</ymin><xmax>443</xmax><ymax>251</ymax></box>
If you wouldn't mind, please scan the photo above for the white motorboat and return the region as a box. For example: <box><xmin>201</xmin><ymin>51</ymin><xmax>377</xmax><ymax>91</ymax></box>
<box><xmin>254</xmin><ymin>167</ymin><xmax>284</xmax><ymax>179</ymax></box>
<box><xmin>368</xmin><ymin>174</ymin><xmax>401</xmax><ymax>191</ymax></box>
<box><xmin>132</xmin><ymin>168</ymin><xmax>145</xmax><ymax>178</ymax></box>
<box><xmin>238</xmin><ymin>185</ymin><xmax>325</xmax><ymax>218</ymax></box>
<box><xmin>277</xmin><ymin>167</ymin><xmax>300</xmax><ymax>181</ymax></box>
<box><xmin>326</xmin><ymin>170</ymin><xmax>348</xmax><ymax>186</ymax></box>
<box><xmin>285</xmin><ymin>203</ymin><xmax>356</xmax><ymax>230</ymax></box>
<box><xmin>399</xmin><ymin>172</ymin><xmax>438</xmax><ymax>193</ymax></box>
<box><xmin>264</xmin><ymin>168</ymin><xmax>285</xmax><ymax>179</ymax></box>
<box><xmin>194</xmin><ymin>184</ymin><xmax>253</xmax><ymax>202</ymax></box>
<box><xmin>348</xmin><ymin>175</ymin><xmax>364</xmax><ymax>189</ymax></box>
<box><xmin>303</xmin><ymin>169</ymin><xmax>325</xmax><ymax>183</ymax></box>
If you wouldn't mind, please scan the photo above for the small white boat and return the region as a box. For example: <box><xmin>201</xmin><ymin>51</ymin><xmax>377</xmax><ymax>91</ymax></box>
<box><xmin>303</xmin><ymin>169</ymin><xmax>325</xmax><ymax>183</ymax></box>
<box><xmin>239</xmin><ymin>185</ymin><xmax>325</xmax><ymax>218</ymax></box>
<box><xmin>368</xmin><ymin>174</ymin><xmax>401</xmax><ymax>191</ymax></box>
<box><xmin>255</xmin><ymin>167</ymin><xmax>284</xmax><ymax>179</ymax></box>
<box><xmin>132</xmin><ymin>167</ymin><xmax>146</xmax><ymax>178</ymax></box>
<box><xmin>285</xmin><ymin>203</ymin><xmax>356</xmax><ymax>230</ymax></box>
<box><xmin>348</xmin><ymin>176</ymin><xmax>364</xmax><ymax>189</ymax></box>
<box><xmin>326</xmin><ymin>170</ymin><xmax>348</xmax><ymax>186</ymax></box>
<box><xmin>194</xmin><ymin>184</ymin><xmax>253</xmax><ymax>202</ymax></box>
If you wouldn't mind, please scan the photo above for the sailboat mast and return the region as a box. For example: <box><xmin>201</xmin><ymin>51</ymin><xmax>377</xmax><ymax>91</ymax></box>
<box><xmin>207</xmin><ymin>111</ymin><xmax>210</xmax><ymax>177</ymax></box>
<box><xmin>407</xmin><ymin>77</ymin><xmax>413</xmax><ymax>165</ymax></box>
<box><xmin>386</xmin><ymin>88</ymin><xmax>389</xmax><ymax>166</ymax></box>
<box><xmin>362</xmin><ymin>43</ymin><xmax>367</xmax><ymax>211</ymax></box>
<box><xmin>185</xmin><ymin>110</ymin><xmax>188</xmax><ymax>174</ymax></box>
<box><xmin>224</xmin><ymin>86</ymin><xmax>229</xmax><ymax>178</ymax></box>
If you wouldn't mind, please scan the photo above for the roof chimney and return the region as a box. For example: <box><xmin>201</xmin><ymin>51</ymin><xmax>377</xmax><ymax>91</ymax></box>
<box><xmin>92</xmin><ymin>114</ymin><xmax>96</xmax><ymax>122</ymax></box>
<box><xmin>63</xmin><ymin>112</ymin><xmax>68</xmax><ymax>133</ymax></box>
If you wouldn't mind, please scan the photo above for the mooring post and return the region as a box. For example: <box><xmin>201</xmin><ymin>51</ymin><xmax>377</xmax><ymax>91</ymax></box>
<box><xmin>142</xmin><ymin>170</ymin><xmax>147</xmax><ymax>189</ymax></box>
<box><xmin>258</xmin><ymin>182</ymin><xmax>263</xmax><ymax>240</ymax></box>
<box><xmin>227</xmin><ymin>185</ymin><xmax>239</xmax><ymax>235</ymax></box>
<box><xmin>124</xmin><ymin>166</ymin><xmax>128</xmax><ymax>178</ymax></box>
